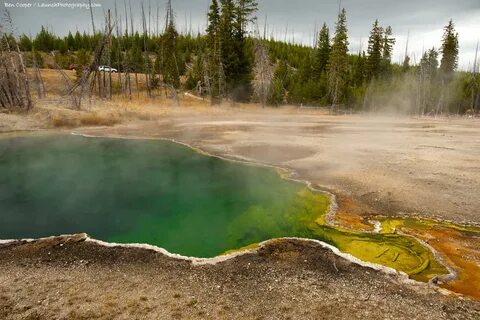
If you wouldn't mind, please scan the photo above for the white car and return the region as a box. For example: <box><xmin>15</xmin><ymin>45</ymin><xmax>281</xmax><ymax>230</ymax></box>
<box><xmin>98</xmin><ymin>65</ymin><xmax>118</xmax><ymax>73</ymax></box>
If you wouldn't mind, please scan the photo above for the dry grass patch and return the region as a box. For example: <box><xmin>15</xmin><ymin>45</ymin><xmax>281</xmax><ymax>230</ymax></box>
<box><xmin>51</xmin><ymin>116</ymin><xmax>78</xmax><ymax>128</ymax></box>
<box><xmin>51</xmin><ymin>112</ymin><xmax>120</xmax><ymax>128</ymax></box>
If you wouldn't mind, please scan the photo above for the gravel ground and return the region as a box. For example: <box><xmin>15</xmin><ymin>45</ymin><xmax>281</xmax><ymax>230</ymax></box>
<box><xmin>1</xmin><ymin>235</ymin><xmax>479</xmax><ymax>320</ymax></box>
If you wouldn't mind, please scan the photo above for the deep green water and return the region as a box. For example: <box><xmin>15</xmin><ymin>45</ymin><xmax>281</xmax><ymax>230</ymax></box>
<box><xmin>0</xmin><ymin>135</ymin><xmax>329</xmax><ymax>257</ymax></box>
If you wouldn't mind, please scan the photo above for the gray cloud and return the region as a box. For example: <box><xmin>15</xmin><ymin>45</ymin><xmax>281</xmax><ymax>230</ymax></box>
<box><xmin>2</xmin><ymin>0</ymin><xmax>479</xmax><ymax>68</ymax></box>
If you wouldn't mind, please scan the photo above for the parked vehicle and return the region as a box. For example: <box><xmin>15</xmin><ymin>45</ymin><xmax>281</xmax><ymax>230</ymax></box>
<box><xmin>98</xmin><ymin>65</ymin><xmax>118</xmax><ymax>73</ymax></box>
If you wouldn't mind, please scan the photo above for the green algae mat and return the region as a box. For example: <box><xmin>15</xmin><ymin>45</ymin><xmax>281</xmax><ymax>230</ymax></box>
<box><xmin>0</xmin><ymin>135</ymin><xmax>448</xmax><ymax>281</ymax></box>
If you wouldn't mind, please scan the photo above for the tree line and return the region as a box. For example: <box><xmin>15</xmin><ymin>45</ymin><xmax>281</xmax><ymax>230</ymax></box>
<box><xmin>15</xmin><ymin>1</ymin><xmax>480</xmax><ymax>114</ymax></box>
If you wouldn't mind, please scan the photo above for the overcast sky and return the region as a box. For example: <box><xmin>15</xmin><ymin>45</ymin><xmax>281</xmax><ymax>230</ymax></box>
<box><xmin>2</xmin><ymin>0</ymin><xmax>480</xmax><ymax>69</ymax></box>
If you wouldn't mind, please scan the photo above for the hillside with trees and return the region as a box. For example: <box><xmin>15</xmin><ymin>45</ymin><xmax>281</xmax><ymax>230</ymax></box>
<box><xmin>8</xmin><ymin>0</ymin><xmax>480</xmax><ymax>115</ymax></box>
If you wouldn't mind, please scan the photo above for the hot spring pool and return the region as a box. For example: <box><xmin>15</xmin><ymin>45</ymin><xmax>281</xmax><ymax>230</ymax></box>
<box><xmin>0</xmin><ymin>134</ymin><xmax>330</xmax><ymax>257</ymax></box>
<box><xmin>0</xmin><ymin>134</ymin><xmax>449</xmax><ymax>282</ymax></box>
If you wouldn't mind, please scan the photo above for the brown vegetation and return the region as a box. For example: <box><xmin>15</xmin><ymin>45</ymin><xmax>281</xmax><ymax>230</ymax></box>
<box><xmin>51</xmin><ymin>113</ymin><xmax>120</xmax><ymax>128</ymax></box>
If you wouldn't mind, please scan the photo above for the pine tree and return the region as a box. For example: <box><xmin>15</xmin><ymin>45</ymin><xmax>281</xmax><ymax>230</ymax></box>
<box><xmin>236</xmin><ymin>0</ymin><xmax>258</xmax><ymax>33</ymax></box>
<box><xmin>440</xmin><ymin>20</ymin><xmax>459</xmax><ymax>81</ymax></box>
<box><xmin>207</xmin><ymin>0</ymin><xmax>220</xmax><ymax>48</ymax></box>
<box><xmin>33</xmin><ymin>26</ymin><xmax>55</xmax><ymax>52</ymax></box>
<box><xmin>420</xmin><ymin>48</ymin><xmax>439</xmax><ymax>80</ymax></box>
<box><xmin>66</xmin><ymin>32</ymin><xmax>75</xmax><ymax>51</ymax></box>
<box><xmin>352</xmin><ymin>51</ymin><xmax>366</xmax><ymax>87</ymax></box>
<box><xmin>436</xmin><ymin>20</ymin><xmax>459</xmax><ymax>114</ymax></box>
<box><xmin>57</xmin><ymin>39</ymin><xmax>68</xmax><ymax>54</ymax></box>
<box><xmin>419</xmin><ymin>48</ymin><xmax>439</xmax><ymax>114</ymax></box>
<box><xmin>162</xmin><ymin>17</ymin><xmax>180</xmax><ymax>88</ymax></box>
<box><xmin>216</xmin><ymin>0</ymin><xmax>257</xmax><ymax>101</ymax></box>
<box><xmin>19</xmin><ymin>35</ymin><xmax>32</xmax><ymax>51</ymax></box>
<box><xmin>129</xmin><ymin>44</ymin><xmax>145</xmax><ymax>73</ymax></box>
<box><xmin>366</xmin><ymin>20</ymin><xmax>383</xmax><ymax>81</ymax></box>
<box><xmin>382</xmin><ymin>26</ymin><xmax>394</xmax><ymax>61</ymax></box>
<box><xmin>206</xmin><ymin>0</ymin><xmax>222</xmax><ymax>101</ymax></box>
<box><xmin>327</xmin><ymin>8</ymin><xmax>349</xmax><ymax>109</ymax></box>
<box><xmin>73</xmin><ymin>31</ymin><xmax>82</xmax><ymax>51</ymax></box>
<box><xmin>381</xmin><ymin>26</ymin><xmax>395</xmax><ymax>76</ymax></box>
<box><xmin>231</xmin><ymin>0</ymin><xmax>256</xmax><ymax>101</ymax></box>
<box><xmin>218</xmin><ymin>0</ymin><xmax>237</xmax><ymax>92</ymax></box>
<box><xmin>82</xmin><ymin>32</ymin><xmax>91</xmax><ymax>50</ymax></box>
<box><xmin>313</xmin><ymin>23</ymin><xmax>330</xmax><ymax>78</ymax></box>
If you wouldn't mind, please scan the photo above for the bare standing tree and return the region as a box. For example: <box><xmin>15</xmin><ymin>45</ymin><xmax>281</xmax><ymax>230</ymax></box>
<box><xmin>32</xmin><ymin>50</ymin><xmax>46</xmax><ymax>98</ymax></box>
<box><xmin>114</xmin><ymin>1</ymin><xmax>123</xmax><ymax>98</ymax></box>
<box><xmin>472</xmin><ymin>41</ymin><xmax>479</xmax><ymax>115</ymax></box>
<box><xmin>128</xmin><ymin>0</ymin><xmax>140</xmax><ymax>97</ymax></box>
<box><xmin>89</xmin><ymin>0</ymin><xmax>96</xmax><ymax>34</ymax></box>
<box><xmin>50</xmin><ymin>54</ymin><xmax>74</xmax><ymax>96</ymax></box>
<box><xmin>0</xmin><ymin>11</ymin><xmax>33</xmax><ymax>111</ymax></box>
<box><xmin>107</xmin><ymin>10</ymin><xmax>113</xmax><ymax>100</ymax></box>
<box><xmin>68</xmin><ymin>22</ymin><xmax>114</xmax><ymax>109</ymax></box>
<box><xmin>123</xmin><ymin>0</ymin><xmax>132</xmax><ymax>99</ymax></box>
<box><xmin>141</xmin><ymin>2</ymin><xmax>151</xmax><ymax>97</ymax></box>
<box><xmin>252</xmin><ymin>23</ymin><xmax>273</xmax><ymax>107</ymax></box>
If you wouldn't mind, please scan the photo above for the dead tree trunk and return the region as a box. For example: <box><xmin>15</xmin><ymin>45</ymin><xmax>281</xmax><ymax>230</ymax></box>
<box><xmin>114</xmin><ymin>1</ymin><xmax>123</xmax><ymax>98</ymax></box>
<box><xmin>141</xmin><ymin>2</ymin><xmax>151</xmax><ymax>97</ymax></box>
<box><xmin>0</xmin><ymin>12</ymin><xmax>33</xmax><ymax>111</ymax></box>
<box><xmin>107</xmin><ymin>10</ymin><xmax>113</xmax><ymax>100</ymax></box>
<box><xmin>472</xmin><ymin>41</ymin><xmax>479</xmax><ymax>115</ymax></box>
<box><xmin>252</xmin><ymin>39</ymin><xmax>273</xmax><ymax>107</ymax></box>
<box><xmin>68</xmin><ymin>23</ymin><xmax>114</xmax><ymax>109</ymax></box>
<box><xmin>32</xmin><ymin>52</ymin><xmax>46</xmax><ymax>98</ymax></box>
